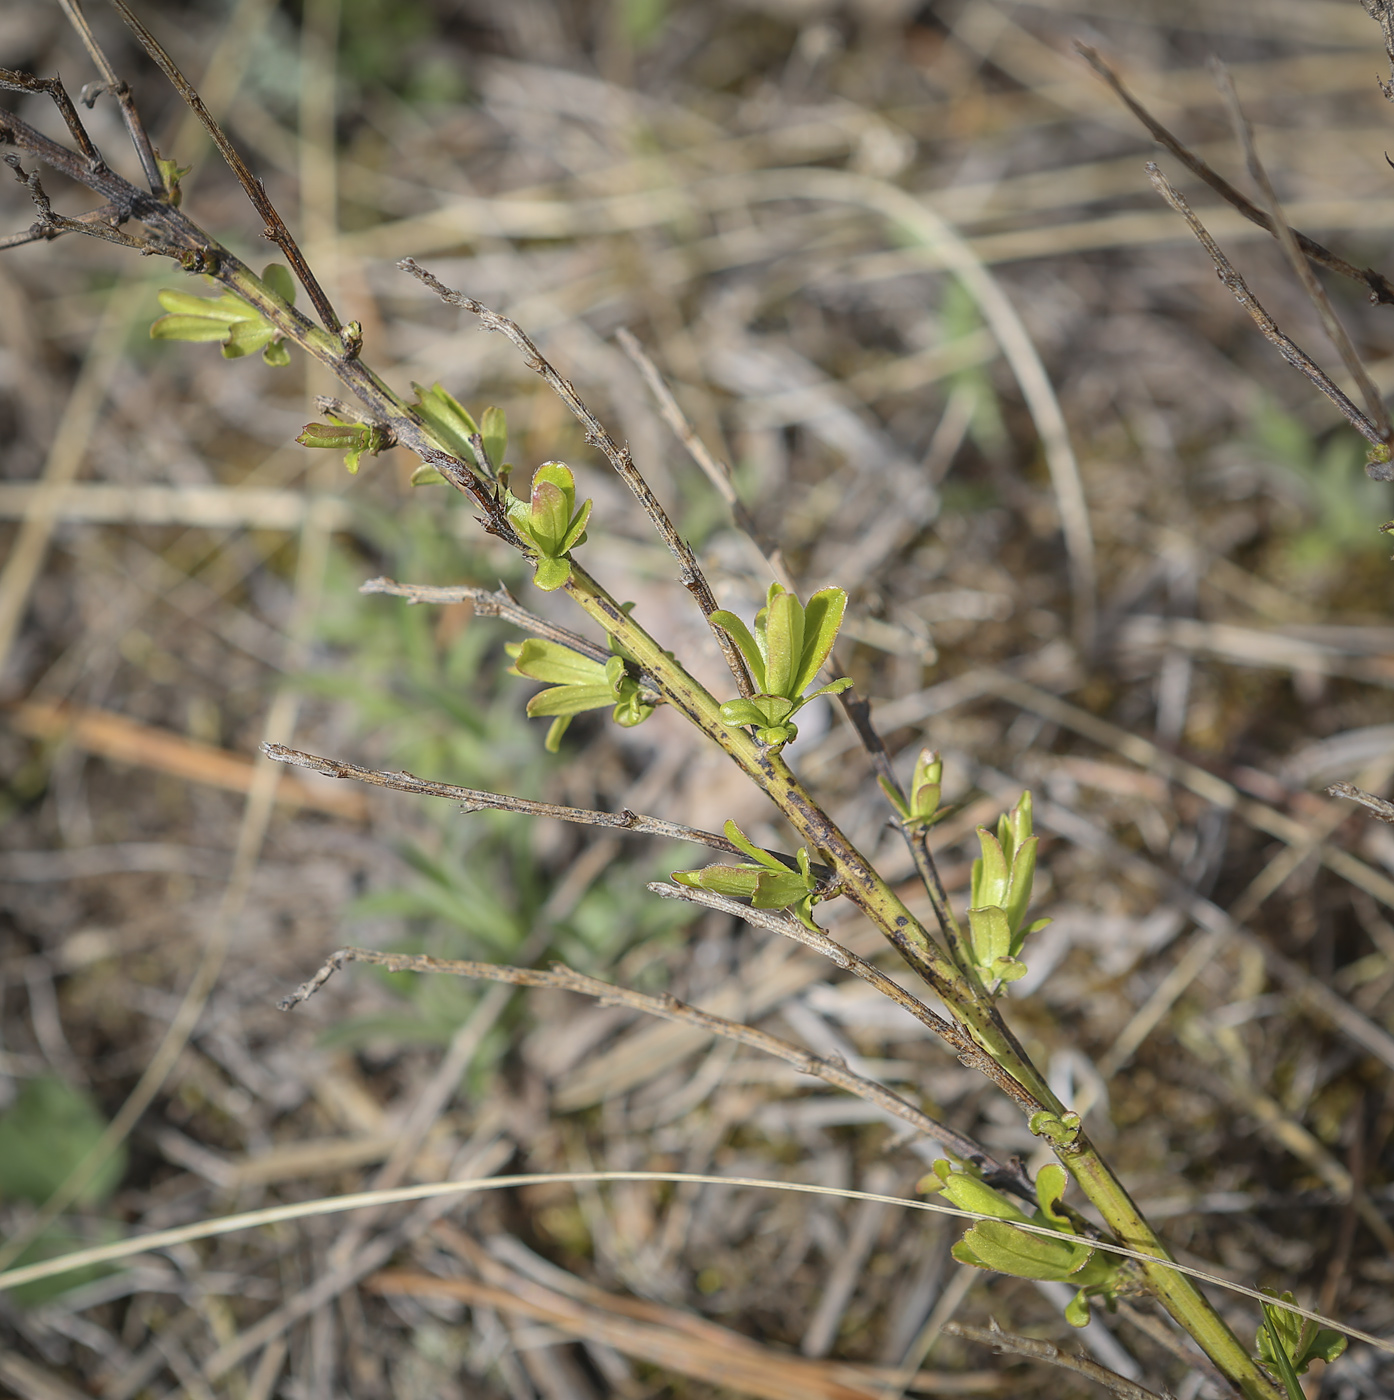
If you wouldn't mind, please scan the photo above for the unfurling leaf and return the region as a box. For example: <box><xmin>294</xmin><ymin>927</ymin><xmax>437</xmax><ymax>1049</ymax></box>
<box><xmin>480</xmin><ymin>405</ymin><xmax>509</xmax><ymax>478</ymax></box>
<box><xmin>411</xmin><ymin>382</ymin><xmax>479</xmax><ymax>470</ymax></box>
<box><xmin>507</xmin><ymin>637</ymin><xmax>654</xmax><ymax>749</ymax></box>
<box><xmin>965</xmin><ymin>790</ymin><xmax>1049</xmax><ymax>990</ymax></box>
<box><xmin>922</xmin><ymin>1160</ymin><xmax>1123</xmax><ymax>1327</ymax></box>
<box><xmin>154</xmin><ymin>152</ymin><xmax>192</xmax><ymax>205</ymax></box>
<box><xmin>507</xmin><ymin>462</ymin><xmax>593</xmax><ymax>592</ymax></box>
<box><xmin>297</xmin><ymin>417</ymin><xmax>391</xmax><ymax>475</ymax></box>
<box><xmin>881</xmin><ymin>748</ymin><xmax>945</xmax><ymax>826</ymax></box>
<box><xmin>671</xmin><ymin>821</ymin><xmax>833</xmax><ymax>930</ymax></box>
<box><xmin>1257</xmin><ymin>1290</ymin><xmax>1347</xmax><ymax>1385</ymax></box>
<box><xmin>150</xmin><ymin>265</ymin><xmax>294</xmax><ymax>367</ymax></box>
<box><xmin>710</xmin><ymin>583</ymin><xmax>851</xmax><ymax>750</ymax></box>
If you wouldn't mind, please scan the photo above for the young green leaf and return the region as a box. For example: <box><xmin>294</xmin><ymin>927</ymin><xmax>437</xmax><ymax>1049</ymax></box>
<box><xmin>508</xmin><ymin>462</ymin><xmax>593</xmax><ymax>592</ymax></box>
<box><xmin>762</xmin><ymin>586</ymin><xmax>801</xmax><ymax>699</ymax></box>
<box><xmin>722</xmin><ymin>819</ymin><xmax>787</xmax><ymax>872</ymax></box>
<box><xmin>509</xmin><ymin>638</ymin><xmax>605</xmax><ymax>688</ymax></box>
<box><xmin>297</xmin><ymin>418</ymin><xmax>389</xmax><ymax>475</ymax></box>
<box><xmin>708</xmin><ymin>609</ymin><xmax>766</xmax><ymax>689</ymax></box>
<box><xmin>710</xmin><ymin>583</ymin><xmax>851</xmax><ymax>750</ymax></box>
<box><xmin>924</xmin><ymin>1159</ymin><xmax>1123</xmax><ymax>1327</ymax></box>
<box><xmin>507</xmin><ymin>638</ymin><xmax>654</xmax><ymax>749</ymax></box>
<box><xmin>480</xmin><ymin>405</ymin><xmax>508</xmax><ymax>476</ymax></box>
<box><xmin>412</xmin><ymin>382</ymin><xmax>480</xmax><ymax>466</ymax></box>
<box><xmin>1257</xmin><ymin>1290</ymin><xmax>1347</xmax><ymax>1386</ymax></box>
<box><xmin>149</xmin><ymin>267</ymin><xmax>294</xmax><ymax>367</ymax></box>
<box><xmin>794</xmin><ymin>586</ymin><xmax>848</xmax><ymax>693</ymax></box>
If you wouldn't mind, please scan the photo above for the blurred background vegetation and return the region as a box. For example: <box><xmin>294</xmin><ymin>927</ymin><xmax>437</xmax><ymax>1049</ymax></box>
<box><xmin>2</xmin><ymin>0</ymin><xmax>1394</xmax><ymax>1396</ymax></box>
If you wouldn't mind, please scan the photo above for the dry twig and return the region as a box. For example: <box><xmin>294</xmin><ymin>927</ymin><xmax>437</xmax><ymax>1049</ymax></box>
<box><xmin>1145</xmin><ymin>163</ymin><xmax>1391</xmax><ymax>460</ymax></box>
<box><xmin>943</xmin><ymin>1321</ymin><xmax>1166</xmax><ymax>1400</ymax></box>
<box><xmin>278</xmin><ymin>946</ymin><xmax>1014</xmax><ymax>1180</ymax></box>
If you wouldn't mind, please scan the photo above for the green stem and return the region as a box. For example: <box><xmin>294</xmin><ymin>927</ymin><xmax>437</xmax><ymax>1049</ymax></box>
<box><xmin>563</xmin><ymin>563</ymin><xmax>1280</xmax><ymax>1399</ymax></box>
<box><xmin>195</xmin><ymin>256</ymin><xmax>1278</xmax><ymax>1400</ymax></box>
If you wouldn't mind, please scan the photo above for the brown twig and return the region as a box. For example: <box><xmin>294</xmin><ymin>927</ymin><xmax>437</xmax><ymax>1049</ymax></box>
<box><xmin>1214</xmin><ymin>62</ymin><xmax>1392</xmax><ymax>444</ymax></box>
<box><xmin>1077</xmin><ymin>42</ymin><xmax>1394</xmax><ymax>307</ymax></box>
<box><xmin>53</xmin><ymin>0</ymin><xmax>165</xmax><ymax>194</ymax></box>
<box><xmin>279</xmin><ymin>946</ymin><xmax>1019</xmax><ymax>1188</ymax></box>
<box><xmin>359</xmin><ymin>576</ymin><xmax>614</xmax><ymax>667</ymax></box>
<box><xmin>1327</xmin><ymin>780</ymin><xmax>1394</xmax><ymax>824</ymax></box>
<box><xmin>646</xmin><ymin>879</ymin><xmax>1050</xmax><ymax>1140</ymax></box>
<box><xmin>1146</xmin><ymin>163</ymin><xmax>1388</xmax><ymax>453</ymax></box>
<box><xmin>0</xmin><ymin>66</ymin><xmax>105</xmax><ymax>170</ymax></box>
<box><xmin>942</xmin><ymin>1321</ymin><xmax>1166</xmax><ymax>1400</ymax></box>
<box><xmin>1364</xmin><ymin>0</ymin><xmax>1394</xmax><ymax>99</ymax></box>
<box><xmin>398</xmin><ymin>259</ymin><xmax>756</xmax><ymax>699</ymax></box>
<box><xmin>263</xmin><ymin>744</ymin><xmax>746</xmax><ymax>856</ymax></box>
<box><xmin>107</xmin><ymin>0</ymin><xmax>344</xmax><ymax>338</ymax></box>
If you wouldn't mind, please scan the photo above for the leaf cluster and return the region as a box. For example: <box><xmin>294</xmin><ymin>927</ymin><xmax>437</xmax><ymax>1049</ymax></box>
<box><xmin>966</xmin><ymin>791</ymin><xmax>1050</xmax><ymax>987</ymax></box>
<box><xmin>150</xmin><ymin>263</ymin><xmax>296</xmax><ymax>366</ymax></box>
<box><xmin>672</xmin><ymin>819</ymin><xmax>828</xmax><ymax>930</ymax></box>
<box><xmin>711</xmin><ymin>584</ymin><xmax>852</xmax><ymax>747</ymax></box>
<box><xmin>924</xmin><ymin>1159</ymin><xmax>1125</xmax><ymax>1327</ymax></box>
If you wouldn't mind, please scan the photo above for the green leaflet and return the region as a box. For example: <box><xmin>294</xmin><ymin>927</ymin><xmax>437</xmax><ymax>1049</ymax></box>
<box><xmin>1256</xmin><ymin>1290</ymin><xmax>1347</xmax><ymax>1389</ymax></box>
<box><xmin>507</xmin><ymin>637</ymin><xmax>654</xmax><ymax>751</ymax></box>
<box><xmin>672</xmin><ymin>820</ymin><xmax>830</xmax><ymax>929</ymax></box>
<box><xmin>407</xmin><ymin>388</ymin><xmax>511</xmax><ymax>485</ymax></box>
<box><xmin>709</xmin><ymin>583</ymin><xmax>852</xmax><ymax>749</ymax></box>
<box><xmin>966</xmin><ymin>790</ymin><xmax>1050</xmax><ymax>989</ymax></box>
<box><xmin>149</xmin><ymin>264</ymin><xmax>295</xmax><ymax>367</ymax></box>
<box><xmin>507</xmin><ymin>462</ymin><xmax>593</xmax><ymax>592</ymax></box>
<box><xmin>297</xmin><ymin>416</ymin><xmax>392</xmax><ymax>475</ymax></box>
<box><xmin>924</xmin><ymin>1161</ymin><xmax>1123</xmax><ymax>1327</ymax></box>
<box><xmin>880</xmin><ymin>748</ymin><xmax>943</xmax><ymax>827</ymax></box>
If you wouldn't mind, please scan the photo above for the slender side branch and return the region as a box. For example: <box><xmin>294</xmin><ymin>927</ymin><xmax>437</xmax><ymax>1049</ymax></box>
<box><xmin>1077</xmin><ymin>43</ymin><xmax>1394</xmax><ymax>306</ymax></box>
<box><xmin>615</xmin><ymin>326</ymin><xmax>914</xmax><ymax>831</ymax></box>
<box><xmin>1327</xmin><ymin>781</ymin><xmax>1394</xmax><ymax>823</ymax></box>
<box><xmin>905</xmin><ymin>827</ymin><xmax>976</xmax><ymax>979</ymax></box>
<box><xmin>615</xmin><ymin>327</ymin><xmax>775</xmax><ymax>558</ymax></box>
<box><xmin>3</xmin><ymin>155</ymin><xmax>151</xmax><ymax>251</ymax></box>
<box><xmin>943</xmin><ymin>1322</ymin><xmax>1165</xmax><ymax>1400</ymax></box>
<box><xmin>0</xmin><ymin>66</ymin><xmax>104</xmax><ymax>170</ymax></box>
<box><xmin>1147</xmin><ymin>164</ymin><xmax>1388</xmax><ymax>453</ymax></box>
<box><xmin>279</xmin><ymin>946</ymin><xmax>1022</xmax><ymax>1190</ymax></box>
<box><xmin>647</xmin><ymin>879</ymin><xmax>1047</xmax><ymax>1133</ymax></box>
<box><xmin>398</xmin><ymin>259</ymin><xmax>756</xmax><ymax>699</ymax></box>
<box><xmin>1215</xmin><ymin>63</ymin><xmax>1392</xmax><ymax>443</ymax></box>
<box><xmin>264</xmin><ymin>744</ymin><xmax>744</xmax><ymax>856</ymax></box>
<box><xmin>360</xmin><ymin>577</ymin><xmax>614</xmax><ymax>667</ymax></box>
<box><xmin>108</xmin><ymin>0</ymin><xmax>343</xmax><ymax>337</ymax></box>
<box><xmin>55</xmin><ymin>0</ymin><xmax>165</xmax><ymax>194</ymax></box>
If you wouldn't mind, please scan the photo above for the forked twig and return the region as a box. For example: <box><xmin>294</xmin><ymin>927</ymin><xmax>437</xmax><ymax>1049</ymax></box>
<box><xmin>0</xmin><ymin>66</ymin><xmax>104</xmax><ymax>170</ymax></box>
<box><xmin>107</xmin><ymin>0</ymin><xmax>344</xmax><ymax>337</ymax></box>
<box><xmin>1077</xmin><ymin>42</ymin><xmax>1394</xmax><ymax>306</ymax></box>
<box><xmin>616</xmin><ymin>327</ymin><xmax>969</xmax><ymax>964</ymax></box>
<box><xmin>1215</xmin><ymin>62</ymin><xmax>1392</xmax><ymax>443</ymax></box>
<box><xmin>398</xmin><ymin>258</ymin><xmax>756</xmax><ymax>699</ymax></box>
<box><xmin>647</xmin><ymin>879</ymin><xmax>1048</xmax><ymax>1131</ymax></box>
<box><xmin>1146</xmin><ymin>164</ymin><xmax>1390</xmax><ymax>455</ymax></box>
<box><xmin>279</xmin><ymin>946</ymin><xmax>1021</xmax><ymax>1190</ymax></box>
<box><xmin>53</xmin><ymin>0</ymin><xmax>164</xmax><ymax>194</ymax></box>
